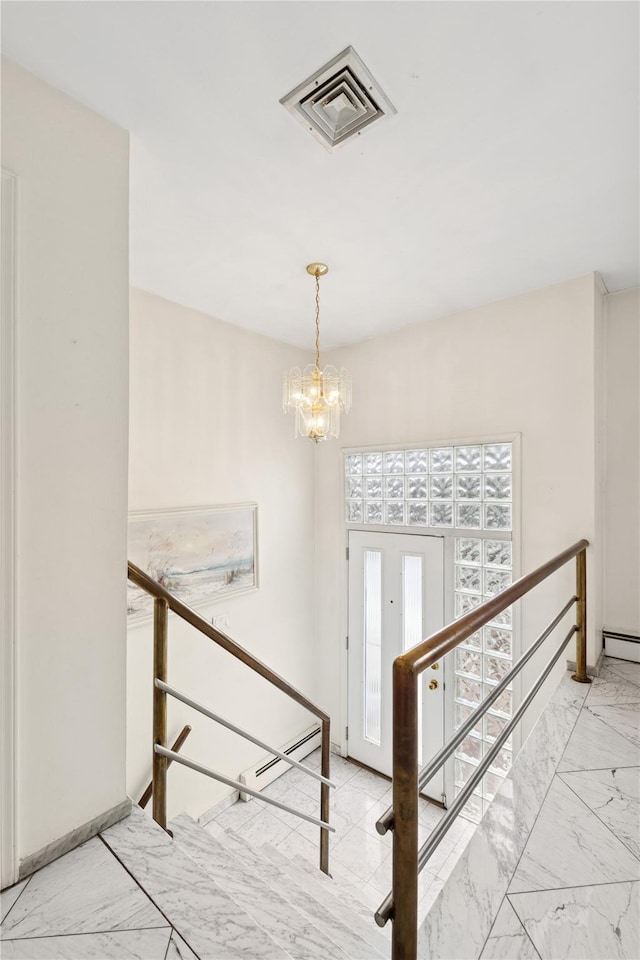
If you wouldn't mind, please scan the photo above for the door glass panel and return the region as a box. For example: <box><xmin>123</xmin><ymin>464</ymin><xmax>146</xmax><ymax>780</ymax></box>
<box><xmin>363</xmin><ymin>549</ymin><xmax>382</xmax><ymax>745</ymax></box>
<box><xmin>402</xmin><ymin>554</ymin><xmax>424</xmax><ymax>763</ymax></box>
<box><xmin>402</xmin><ymin>554</ymin><xmax>423</xmax><ymax>652</ymax></box>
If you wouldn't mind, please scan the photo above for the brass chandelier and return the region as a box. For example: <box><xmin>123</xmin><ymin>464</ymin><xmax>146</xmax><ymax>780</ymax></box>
<box><xmin>283</xmin><ymin>263</ymin><xmax>352</xmax><ymax>442</ymax></box>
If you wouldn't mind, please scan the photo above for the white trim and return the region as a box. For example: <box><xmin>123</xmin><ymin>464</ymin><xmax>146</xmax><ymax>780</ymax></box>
<box><xmin>1</xmin><ymin>170</ymin><xmax>18</xmax><ymax>889</ymax></box>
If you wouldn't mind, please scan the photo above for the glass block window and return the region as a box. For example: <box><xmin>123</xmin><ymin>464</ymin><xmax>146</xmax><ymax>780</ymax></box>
<box><xmin>344</xmin><ymin>440</ymin><xmax>514</xmax><ymax>824</ymax></box>
<box><xmin>345</xmin><ymin>442</ymin><xmax>512</xmax><ymax>532</ymax></box>
<box><xmin>454</xmin><ymin>534</ymin><xmax>513</xmax><ymax>822</ymax></box>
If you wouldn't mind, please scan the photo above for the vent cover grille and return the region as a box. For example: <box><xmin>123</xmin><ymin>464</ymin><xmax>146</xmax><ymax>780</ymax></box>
<box><xmin>280</xmin><ymin>47</ymin><xmax>396</xmax><ymax>151</ymax></box>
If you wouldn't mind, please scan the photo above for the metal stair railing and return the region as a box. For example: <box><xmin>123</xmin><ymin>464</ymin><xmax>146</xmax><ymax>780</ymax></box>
<box><xmin>373</xmin><ymin>539</ymin><xmax>590</xmax><ymax>959</ymax></box>
<box><xmin>128</xmin><ymin>560</ymin><xmax>336</xmax><ymax>874</ymax></box>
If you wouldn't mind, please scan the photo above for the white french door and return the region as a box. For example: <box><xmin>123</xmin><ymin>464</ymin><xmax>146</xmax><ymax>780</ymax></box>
<box><xmin>347</xmin><ymin>531</ymin><xmax>445</xmax><ymax>802</ymax></box>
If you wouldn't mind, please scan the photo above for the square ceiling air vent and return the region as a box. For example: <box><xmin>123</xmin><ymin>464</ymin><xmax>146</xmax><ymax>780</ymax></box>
<box><xmin>280</xmin><ymin>46</ymin><xmax>396</xmax><ymax>152</ymax></box>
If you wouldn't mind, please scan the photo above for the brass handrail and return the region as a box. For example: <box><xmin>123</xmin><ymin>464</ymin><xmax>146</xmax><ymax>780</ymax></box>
<box><xmin>375</xmin><ymin>594</ymin><xmax>578</xmax><ymax>837</ymax></box>
<box><xmin>138</xmin><ymin>723</ymin><xmax>192</xmax><ymax>810</ymax></box>
<box><xmin>384</xmin><ymin>539</ymin><xmax>590</xmax><ymax>959</ymax></box>
<box><xmin>128</xmin><ymin>561</ymin><xmax>332</xmax><ymax>874</ymax></box>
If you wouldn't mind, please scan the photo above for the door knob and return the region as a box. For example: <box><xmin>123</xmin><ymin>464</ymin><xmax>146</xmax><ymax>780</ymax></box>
<box><xmin>428</xmin><ymin>679</ymin><xmax>438</xmax><ymax>691</ymax></box>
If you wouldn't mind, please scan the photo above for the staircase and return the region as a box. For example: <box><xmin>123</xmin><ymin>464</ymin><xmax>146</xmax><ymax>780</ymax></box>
<box><xmin>100</xmin><ymin>804</ymin><xmax>390</xmax><ymax>960</ymax></box>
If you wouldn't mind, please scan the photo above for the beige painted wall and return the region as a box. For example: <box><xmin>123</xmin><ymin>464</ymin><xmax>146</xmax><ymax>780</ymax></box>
<box><xmin>603</xmin><ymin>287</ymin><xmax>640</xmax><ymax>633</ymax></box>
<box><xmin>317</xmin><ymin>274</ymin><xmax>603</xmax><ymax>747</ymax></box>
<box><xmin>128</xmin><ymin>289</ymin><xmax>318</xmax><ymax>820</ymax></box>
<box><xmin>1</xmin><ymin>59</ymin><xmax>129</xmax><ymax>863</ymax></box>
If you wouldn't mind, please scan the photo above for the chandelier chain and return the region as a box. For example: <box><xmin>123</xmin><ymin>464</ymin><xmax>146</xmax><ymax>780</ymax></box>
<box><xmin>314</xmin><ymin>271</ymin><xmax>321</xmax><ymax>368</ymax></box>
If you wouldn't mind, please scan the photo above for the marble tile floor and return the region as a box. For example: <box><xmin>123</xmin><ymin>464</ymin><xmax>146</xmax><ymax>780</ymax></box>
<box><xmin>0</xmin><ymin>752</ymin><xmax>473</xmax><ymax>960</ymax></box>
<box><xmin>426</xmin><ymin>656</ymin><xmax>639</xmax><ymax>960</ymax></box>
<box><xmin>6</xmin><ymin>659</ymin><xmax>635</xmax><ymax>959</ymax></box>
<box><xmin>0</xmin><ymin>832</ymin><xmax>197</xmax><ymax>959</ymax></box>
<box><xmin>203</xmin><ymin>749</ymin><xmax>477</xmax><ymax>919</ymax></box>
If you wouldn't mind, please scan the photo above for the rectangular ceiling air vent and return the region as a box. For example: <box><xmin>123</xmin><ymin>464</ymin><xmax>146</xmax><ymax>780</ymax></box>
<box><xmin>280</xmin><ymin>46</ymin><xmax>396</xmax><ymax>152</ymax></box>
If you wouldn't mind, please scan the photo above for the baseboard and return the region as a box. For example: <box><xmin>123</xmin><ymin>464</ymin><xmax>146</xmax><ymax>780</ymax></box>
<box><xmin>238</xmin><ymin>724</ymin><xmax>321</xmax><ymax>802</ymax></box>
<box><xmin>17</xmin><ymin>797</ymin><xmax>132</xmax><ymax>881</ymax></box>
<box><xmin>603</xmin><ymin>629</ymin><xmax>640</xmax><ymax>664</ymax></box>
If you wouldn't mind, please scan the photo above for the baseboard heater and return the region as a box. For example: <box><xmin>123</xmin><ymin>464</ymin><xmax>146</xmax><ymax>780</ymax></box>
<box><xmin>238</xmin><ymin>724</ymin><xmax>321</xmax><ymax>801</ymax></box>
<box><xmin>603</xmin><ymin>629</ymin><xmax>640</xmax><ymax>664</ymax></box>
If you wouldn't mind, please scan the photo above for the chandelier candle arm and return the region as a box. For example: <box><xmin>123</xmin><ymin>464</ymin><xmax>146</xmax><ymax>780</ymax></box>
<box><xmin>283</xmin><ymin>263</ymin><xmax>352</xmax><ymax>442</ymax></box>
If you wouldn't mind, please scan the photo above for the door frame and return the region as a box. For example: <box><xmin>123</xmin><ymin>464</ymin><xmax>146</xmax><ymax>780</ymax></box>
<box><xmin>338</xmin><ymin>434</ymin><xmax>521</xmax><ymax>809</ymax></box>
<box><xmin>346</xmin><ymin>529</ymin><xmax>446</xmax><ymax>795</ymax></box>
<box><xmin>1</xmin><ymin>169</ymin><xmax>18</xmax><ymax>888</ymax></box>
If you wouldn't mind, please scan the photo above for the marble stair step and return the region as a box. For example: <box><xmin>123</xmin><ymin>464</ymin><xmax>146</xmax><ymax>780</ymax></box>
<box><xmin>267</xmin><ymin>844</ymin><xmax>386</xmax><ymax>916</ymax></box>
<box><xmin>217</xmin><ymin>829</ymin><xmax>389</xmax><ymax>953</ymax></box>
<box><xmin>170</xmin><ymin>814</ymin><xmax>362</xmax><ymax>960</ymax></box>
<box><xmin>261</xmin><ymin>846</ymin><xmax>391</xmax><ymax>949</ymax></box>
<box><xmin>100</xmin><ymin>807</ymin><xmax>290</xmax><ymax>960</ymax></box>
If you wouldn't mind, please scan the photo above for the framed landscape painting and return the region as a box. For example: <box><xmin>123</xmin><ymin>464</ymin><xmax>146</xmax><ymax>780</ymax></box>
<box><xmin>127</xmin><ymin>503</ymin><xmax>258</xmax><ymax>623</ymax></box>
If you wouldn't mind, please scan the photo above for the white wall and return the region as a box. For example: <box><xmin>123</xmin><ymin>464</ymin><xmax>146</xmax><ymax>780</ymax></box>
<box><xmin>1</xmin><ymin>60</ymin><xmax>129</xmax><ymax>863</ymax></box>
<box><xmin>603</xmin><ymin>287</ymin><xmax>640</xmax><ymax>633</ymax></box>
<box><xmin>128</xmin><ymin>289</ymin><xmax>318</xmax><ymax>820</ymax></box>
<box><xmin>316</xmin><ymin>274</ymin><xmax>603</xmax><ymax>746</ymax></box>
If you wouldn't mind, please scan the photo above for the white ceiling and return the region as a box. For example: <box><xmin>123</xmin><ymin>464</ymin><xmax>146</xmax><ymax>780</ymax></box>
<box><xmin>2</xmin><ymin>1</ymin><xmax>638</xmax><ymax>349</ymax></box>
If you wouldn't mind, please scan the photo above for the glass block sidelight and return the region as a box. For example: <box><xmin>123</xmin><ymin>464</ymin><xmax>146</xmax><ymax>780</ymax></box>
<box><xmin>461</xmin><ymin>630</ymin><xmax>482</xmax><ymax>650</ymax></box>
<box><xmin>455</xmin><ymin>565</ymin><xmax>482</xmax><ymax>594</ymax></box>
<box><xmin>456</xmin><ymin>648</ymin><xmax>482</xmax><ymax>679</ymax></box>
<box><xmin>459</xmin><ymin>735</ymin><xmax>483</xmax><ymax>764</ymax></box>
<box><xmin>484</xmin><ymin>655</ymin><xmax>511</xmax><ymax>684</ymax></box>
<box><xmin>484</xmin><ymin>539</ymin><xmax>512</xmax><ymax>568</ymax></box>
<box><xmin>485</xmin><ymin>713</ymin><xmax>511</xmax><ymax>744</ymax></box>
<box><xmin>484</xmin><ymin>568</ymin><xmax>512</xmax><ymax>597</ymax></box>
<box><xmin>456</xmin><ymin>538</ymin><xmax>482</xmax><ymax>565</ymax></box>
<box><xmin>455</xmin><ymin>592</ymin><xmax>482</xmax><ymax>618</ymax></box>
<box><xmin>484</xmin><ymin>626</ymin><xmax>512</xmax><ymax>657</ymax></box>
<box><xmin>462</xmin><ymin>793</ymin><xmax>483</xmax><ymax>821</ymax></box>
<box><xmin>454</xmin><ymin>520</ymin><xmax>513</xmax><ymax>822</ymax></box>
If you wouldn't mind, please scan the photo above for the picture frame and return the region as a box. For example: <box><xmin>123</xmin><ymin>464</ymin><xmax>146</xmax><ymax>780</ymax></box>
<box><xmin>127</xmin><ymin>503</ymin><xmax>258</xmax><ymax>623</ymax></box>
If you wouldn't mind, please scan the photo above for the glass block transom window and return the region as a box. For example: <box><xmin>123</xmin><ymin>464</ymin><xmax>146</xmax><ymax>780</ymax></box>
<box><xmin>344</xmin><ymin>441</ymin><xmax>514</xmax><ymax>823</ymax></box>
<box><xmin>345</xmin><ymin>443</ymin><xmax>512</xmax><ymax>531</ymax></box>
